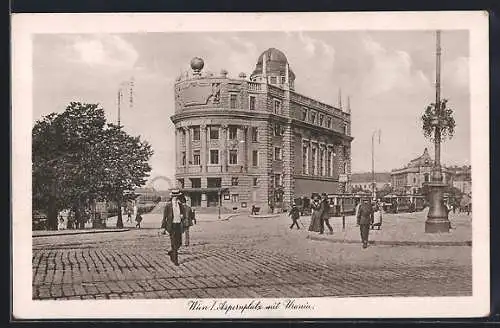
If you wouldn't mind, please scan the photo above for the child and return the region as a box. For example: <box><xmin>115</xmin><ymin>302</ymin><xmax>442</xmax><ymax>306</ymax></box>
<box><xmin>289</xmin><ymin>203</ymin><xmax>301</xmax><ymax>229</ymax></box>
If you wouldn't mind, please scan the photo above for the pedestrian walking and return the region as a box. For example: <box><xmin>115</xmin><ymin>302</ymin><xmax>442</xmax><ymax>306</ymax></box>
<box><xmin>127</xmin><ymin>208</ymin><xmax>132</xmax><ymax>223</ymax></box>
<box><xmin>372</xmin><ymin>200</ymin><xmax>383</xmax><ymax>230</ymax></box>
<box><xmin>179</xmin><ymin>194</ymin><xmax>196</xmax><ymax>246</ymax></box>
<box><xmin>308</xmin><ymin>194</ymin><xmax>323</xmax><ymax>233</ymax></box>
<box><xmin>135</xmin><ymin>212</ymin><xmax>143</xmax><ymax>229</ymax></box>
<box><xmin>161</xmin><ymin>189</ymin><xmax>187</xmax><ymax>266</ymax></box>
<box><xmin>354</xmin><ymin>200</ymin><xmax>361</xmax><ymax>225</ymax></box>
<box><xmin>356</xmin><ymin>198</ymin><xmax>374</xmax><ymax>249</ymax></box>
<box><xmin>289</xmin><ymin>202</ymin><xmax>301</xmax><ymax>229</ymax></box>
<box><xmin>320</xmin><ymin>193</ymin><xmax>334</xmax><ymax>234</ymax></box>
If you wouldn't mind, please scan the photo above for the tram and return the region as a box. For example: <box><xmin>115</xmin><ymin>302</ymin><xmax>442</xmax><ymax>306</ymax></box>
<box><xmin>382</xmin><ymin>195</ymin><xmax>426</xmax><ymax>213</ymax></box>
<box><xmin>327</xmin><ymin>193</ymin><xmax>369</xmax><ymax>217</ymax></box>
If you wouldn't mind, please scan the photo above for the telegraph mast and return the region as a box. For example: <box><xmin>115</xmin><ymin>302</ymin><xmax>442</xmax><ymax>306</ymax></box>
<box><xmin>117</xmin><ymin>77</ymin><xmax>135</xmax><ymax>127</ymax></box>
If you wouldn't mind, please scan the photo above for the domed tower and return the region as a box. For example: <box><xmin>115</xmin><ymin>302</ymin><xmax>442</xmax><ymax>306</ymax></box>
<box><xmin>250</xmin><ymin>48</ymin><xmax>295</xmax><ymax>90</ymax></box>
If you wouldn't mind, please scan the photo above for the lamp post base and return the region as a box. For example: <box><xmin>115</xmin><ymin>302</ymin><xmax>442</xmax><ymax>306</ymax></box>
<box><xmin>425</xmin><ymin>181</ymin><xmax>450</xmax><ymax>233</ymax></box>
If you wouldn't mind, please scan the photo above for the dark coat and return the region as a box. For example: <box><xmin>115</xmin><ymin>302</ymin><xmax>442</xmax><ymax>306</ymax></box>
<box><xmin>163</xmin><ymin>200</ymin><xmax>187</xmax><ymax>234</ymax></box>
<box><xmin>357</xmin><ymin>202</ymin><xmax>374</xmax><ymax>225</ymax></box>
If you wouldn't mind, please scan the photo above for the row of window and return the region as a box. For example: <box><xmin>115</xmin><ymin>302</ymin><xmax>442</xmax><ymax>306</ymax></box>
<box><xmin>301</xmin><ymin>107</ymin><xmax>348</xmax><ymax>134</ymax></box>
<box><xmin>177</xmin><ymin>177</ymin><xmax>261</xmax><ymax>189</ymax></box>
<box><xmin>181</xmin><ymin>149</ymin><xmax>260</xmax><ymax>166</ymax></box>
<box><xmin>180</xmin><ymin>126</ymin><xmax>259</xmax><ymax>142</ymax></box>
<box><xmin>230</xmin><ymin>94</ymin><xmax>282</xmax><ymax>113</ymax></box>
<box><xmin>302</xmin><ymin>145</ymin><xmax>346</xmax><ymax>177</ymax></box>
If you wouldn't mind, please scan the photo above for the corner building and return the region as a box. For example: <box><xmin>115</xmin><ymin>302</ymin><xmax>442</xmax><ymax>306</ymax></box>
<box><xmin>171</xmin><ymin>48</ymin><xmax>353</xmax><ymax>213</ymax></box>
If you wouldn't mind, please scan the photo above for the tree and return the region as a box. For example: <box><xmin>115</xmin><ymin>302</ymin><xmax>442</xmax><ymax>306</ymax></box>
<box><xmin>32</xmin><ymin>102</ymin><xmax>153</xmax><ymax>230</ymax></box>
<box><xmin>98</xmin><ymin>124</ymin><xmax>153</xmax><ymax>228</ymax></box>
<box><xmin>421</xmin><ymin>99</ymin><xmax>456</xmax><ymax>143</ymax></box>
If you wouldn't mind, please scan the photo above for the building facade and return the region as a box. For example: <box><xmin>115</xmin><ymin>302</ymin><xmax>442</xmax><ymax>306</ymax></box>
<box><xmin>390</xmin><ymin>148</ymin><xmax>454</xmax><ymax>195</ymax></box>
<box><xmin>170</xmin><ymin>48</ymin><xmax>353</xmax><ymax>212</ymax></box>
<box><xmin>450</xmin><ymin>165</ymin><xmax>472</xmax><ymax>195</ymax></box>
<box><xmin>351</xmin><ymin>172</ymin><xmax>391</xmax><ymax>192</ymax></box>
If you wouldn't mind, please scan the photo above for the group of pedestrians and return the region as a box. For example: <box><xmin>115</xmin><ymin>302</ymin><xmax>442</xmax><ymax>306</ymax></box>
<box><xmin>289</xmin><ymin>193</ymin><xmax>382</xmax><ymax>249</ymax></box>
<box><xmin>160</xmin><ymin>189</ymin><xmax>196</xmax><ymax>266</ymax></box>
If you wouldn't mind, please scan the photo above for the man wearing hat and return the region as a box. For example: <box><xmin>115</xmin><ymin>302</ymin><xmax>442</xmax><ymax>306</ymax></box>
<box><xmin>161</xmin><ymin>189</ymin><xmax>186</xmax><ymax>266</ymax></box>
<box><xmin>288</xmin><ymin>202</ymin><xmax>301</xmax><ymax>229</ymax></box>
<box><xmin>320</xmin><ymin>193</ymin><xmax>334</xmax><ymax>234</ymax></box>
<box><xmin>356</xmin><ymin>198</ymin><xmax>374</xmax><ymax>249</ymax></box>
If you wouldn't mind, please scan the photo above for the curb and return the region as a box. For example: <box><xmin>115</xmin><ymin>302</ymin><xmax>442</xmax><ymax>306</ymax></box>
<box><xmin>33</xmin><ymin>229</ymin><xmax>130</xmax><ymax>238</ymax></box>
<box><xmin>307</xmin><ymin>235</ymin><xmax>472</xmax><ymax>247</ymax></box>
<box><xmin>250</xmin><ymin>214</ymin><xmax>282</xmax><ymax>219</ymax></box>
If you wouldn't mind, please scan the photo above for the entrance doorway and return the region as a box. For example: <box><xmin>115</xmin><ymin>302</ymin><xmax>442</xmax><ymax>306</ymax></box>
<box><xmin>190</xmin><ymin>192</ymin><xmax>201</xmax><ymax>207</ymax></box>
<box><xmin>207</xmin><ymin>192</ymin><xmax>219</xmax><ymax>207</ymax></box>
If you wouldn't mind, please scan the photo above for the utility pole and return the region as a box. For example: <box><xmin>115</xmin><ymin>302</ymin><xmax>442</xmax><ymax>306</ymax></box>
<box><xmin>371</xmin><ymin>129</ymin><xmax>380</xmax><ymax>200</ymax></box>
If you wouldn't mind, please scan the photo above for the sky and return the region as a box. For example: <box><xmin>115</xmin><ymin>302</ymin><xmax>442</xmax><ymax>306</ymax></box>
<box><xmin>33</xmin><ymin>31</ymin><xmax>470</xmax><ymax>189</ymax></box>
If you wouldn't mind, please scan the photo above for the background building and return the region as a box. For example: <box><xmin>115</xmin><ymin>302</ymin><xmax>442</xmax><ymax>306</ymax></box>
<box><xmin>170</xmin><ymin>48</ymin><xmax>353</xmax><ymax>212</ymax></box>
<box><xmin>450</xmin><ymin>165</ymin><xmax>472</xmax><ymax>195</ymax></box>
<box><xmin>351</xmin><ymin>172</ymin><xmax>391</xmax><ymax>192</ymax></box>
<box><xmin>390</xmin><ymin>148</ymin><xmax>454</xmax><ymax>195</ymax></box>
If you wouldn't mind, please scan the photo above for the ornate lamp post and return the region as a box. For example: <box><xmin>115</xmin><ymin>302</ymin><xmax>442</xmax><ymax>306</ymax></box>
<box><xmin>423</xmin><ymin>30</ymin><xmax>455</xmax><ymax>233</ymax></box>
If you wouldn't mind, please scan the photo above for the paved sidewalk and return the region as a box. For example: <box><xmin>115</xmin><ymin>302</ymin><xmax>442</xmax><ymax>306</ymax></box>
<box><xmin>32</xmin><ymin>228</ymin><xmax>129</xmax><ymax>237</ymax></box>
<box><xmin>283</xmin><ymin>210</ymin><xmax>471</xmax><ymax>246</ymax></box>
<box><xmin>32</xmin><ymin>210</ymin><xmax>472</xmax><ymax>300</ymax></box>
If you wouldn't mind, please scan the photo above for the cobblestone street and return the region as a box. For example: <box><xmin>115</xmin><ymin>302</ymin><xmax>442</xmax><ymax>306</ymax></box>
<box><xmin>32</xmin><ymin>212</ymin><xmax>472</xmax><ymax>300</ymax></box>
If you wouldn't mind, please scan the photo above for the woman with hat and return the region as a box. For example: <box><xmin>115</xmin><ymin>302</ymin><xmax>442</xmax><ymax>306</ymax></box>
<box><xmin>308</xmin><ymin>194</ymin><xmax>323</xmax><ymax>233</ymax></box>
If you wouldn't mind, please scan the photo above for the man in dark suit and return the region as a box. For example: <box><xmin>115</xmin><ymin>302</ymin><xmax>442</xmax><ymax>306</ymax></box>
<box><xmin>162</xmin><ymin>189</ymin><xmax>186</xmax><ymax>266</ymax></box>
<box><xmin>179</xmin><ymin>194</ymin><xmax>196</xmax><ymax>246</ymax></box>
<box><xmin>356</xmin><ymin>198</ymin><xmax>374</xmax><ymax>249</ymax></box>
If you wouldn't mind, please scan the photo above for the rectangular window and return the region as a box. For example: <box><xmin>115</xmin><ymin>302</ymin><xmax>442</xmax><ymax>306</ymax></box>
<box><xmin>210</xmin><ymin>150</ymin><xmax>219</xmax><ymax>164</ymax></box>
<box><xmin>319</xmin><ymin>114</ymin><xmax>324</xmax><ymax>126</ymax></box>
<box><xmin>181</xmin><ymin>151</ymin><xmax>186</xmax><ymax>166</ymax></box>
<box><xmin>229</xmin><ymin>126</ymin><xmax>237</xmax><ymax>139</ymax></box>
<box><xmin>274</xmin><ymin>174</ymin><xmax>281</xmax><ymax>188</ymax></box>
<box><xmin>207</xmin><ymin>177</ymin><xmax>221</xmax><ymax>188</ymax></box>
<box><xmin>327</xmin><ymin>151</ymin><xmax>332</xmax><ymax>176</ymax></box>
<box><xmin>319</xmin><ymin>149</ymin><xmax>324</xmax><ymax>176</ymax></box>
<box><xmin>231</xmin><ymin>177</ymin><xmax>239</xmax><ymax>186</ymax></box>
<box><xmin>302</xmin><ymin>145</ymin><xmax>309</xmax><ymax>174</ymax></box>
<box><xmin>210</xmin><ymin>126</ymin><xmax>219</xmax><ymax>140</ymax></box>
<box><xmin>312</xmin><ymin>147</ymin><xmax>317</xmax><ymax>175</ymax></box>
<box><xmin>253</xmin><ymin>177</ymin><xmax>258</xmax><ymax>186</ymax></box>
<box><xmin>231</xmin><ymin>194</ymin><xmax>240</xmax><ymax>203</ymax></box>
<box><xmin>249</xmin><ymin>96</ymin><xmax>256</xmax><ymax>110</ymax></box>
<box><xmin>310</xmin><ymin>111</ymin><xmax>316</xmax><ymax>124</ymax></box>
<box><xmin>229</xmin><ymin>149</ymin><xmax>238</xmax><ymax>164</ymax></box>
<box><xmin>281</xmin><ymin>76</ymin><xmax>286</xmax><ymax>84</ymax></box>
<box><xmin>302</xmin><ymin>108</ymin><xmax>308</xmax><ymax>121</ymax></box>
<box><xmin>274</xmin><ymin>99</ymin><xmax>281</xmax><ymax>114</ymax></box>
<box><xmin>192</xmin><ymin>126</ymin><xmax>200</xmax><ymax>141</ymax></box>
<box><xmin>230</xmin><ymin>94</ymin><xmax>238</xmax><ymax>109</ymax></box>
<box><xmin>190</xmin><ymin>178</ymin><xmax>201</xmax><ymax>188</ymax></box>
<box><xmin>274</xmin><ymin>147</ymin><xmax>282</xmax><ymax>161</ymax></box>
<box><xmin>251</xmin><ymin>127</ymin><xmax>258</xmax><ymax>142</ymax></box>
<box><xmin>274</xmin><ymin>123</ymin><xmax>282</xmax><ymax>136</ymax></box>
<box><xmin>193</xmin><ymin>150</ymin><xmax>201</xmax><ymax>165</ymax></box>
<box><xmin>252</xmin><ymin>150</ymin><xmax>258</xmax><ymax>166</ymax></box>
<box><xmin>270</xmin><ymin>76</ymin><xmax>277</xmax><ymax>85</ymax></box>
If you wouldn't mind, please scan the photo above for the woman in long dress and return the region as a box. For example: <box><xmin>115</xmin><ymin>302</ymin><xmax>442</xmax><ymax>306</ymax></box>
<box><xmin>308</xmin><ymin>195</ymin><xmax>323</xmax><ymax>233</ymax></box>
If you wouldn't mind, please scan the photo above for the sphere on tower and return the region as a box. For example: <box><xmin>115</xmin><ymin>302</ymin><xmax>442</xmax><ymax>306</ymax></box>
<box><xmin>190</xmin><ymin>57</ymin><xmax>204</xmax><ymax>75</ymax></box>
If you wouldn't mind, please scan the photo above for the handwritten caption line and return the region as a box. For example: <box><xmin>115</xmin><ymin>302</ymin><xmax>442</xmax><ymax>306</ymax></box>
<box><xmin>187</xmin><ymin>299</ymin><xmax>314</xmax><ymax>315</ymax></box>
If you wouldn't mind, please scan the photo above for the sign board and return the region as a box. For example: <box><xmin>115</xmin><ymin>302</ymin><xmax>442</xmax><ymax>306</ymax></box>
<box><xmin>339</xmin><ymin>174</ymin><xmax>348</xmax><ymax>183</ymax></box>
